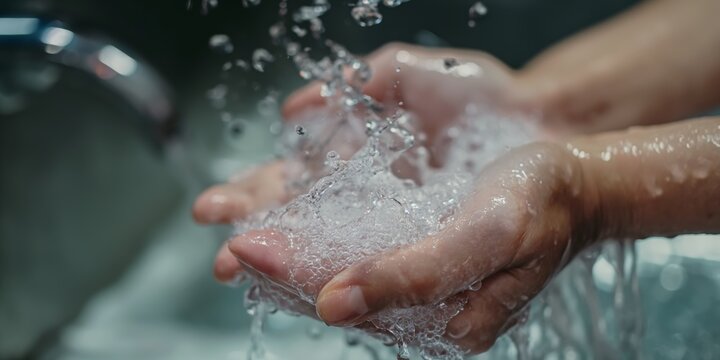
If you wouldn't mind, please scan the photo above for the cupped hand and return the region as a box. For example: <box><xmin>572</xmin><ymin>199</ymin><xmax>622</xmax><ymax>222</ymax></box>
<box><xmin>196</xmin><ymin>43</ymin><xmax>538</xmax><ymax>283</ymax></box>
<box><xmin>284</xmin><ymin>42</ymin><xmax>531</xmax><ymax>140</ymax></box>
<box><xmin>217</xmin><ymin>142</ymin><xmax>602</xmax><ymax>354</ymax></box>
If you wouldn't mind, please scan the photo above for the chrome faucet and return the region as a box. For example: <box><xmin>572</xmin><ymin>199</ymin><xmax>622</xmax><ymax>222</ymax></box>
<box><xmin>0</xmin><ymin>17</ymin><xmax>177</xmax><ymax>144</ymax></box>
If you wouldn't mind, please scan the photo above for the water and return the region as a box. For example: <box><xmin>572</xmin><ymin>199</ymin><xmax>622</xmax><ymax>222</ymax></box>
<box><xmin>209</xmin><ymin>34</ymin><xmax>234</xmax><ymax>54</ymax></box>
<box><xmin>468</xmin><ymin>2</ymin><xmax>488</xmax><ymax>28</ymax></box>
<box><xmin>251</xmin><ymin>49</ymin><xmax>275</xmax><ymax>72</ymax></box>
<box><xmin>202</xmin><ymin>1</ymin><xmax>644</xmax><ymax>359</ymax></box>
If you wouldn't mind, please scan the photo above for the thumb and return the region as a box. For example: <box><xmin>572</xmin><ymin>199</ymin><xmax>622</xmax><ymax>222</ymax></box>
<box><xmin>315</xmin><ymin>192</ymin><xmax>525</xmax><ymax>325</ymax></box>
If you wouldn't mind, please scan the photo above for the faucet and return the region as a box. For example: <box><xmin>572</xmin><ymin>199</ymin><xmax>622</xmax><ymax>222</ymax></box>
<box><xmin>0</xmin><ymin>16</ymin><xmax>177</xmax><ymax>146</ymax></box>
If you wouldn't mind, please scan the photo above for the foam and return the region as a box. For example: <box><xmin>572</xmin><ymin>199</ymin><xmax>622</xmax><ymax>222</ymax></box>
<box><xmin>237</xmin><ymin>104</ymin><xmax>538</xmax><ymax>359</ymax></box>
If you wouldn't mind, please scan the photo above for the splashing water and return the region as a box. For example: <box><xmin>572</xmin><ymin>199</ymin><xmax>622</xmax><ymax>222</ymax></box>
<box><xmin>251</xmin><ymin>49</ymin><xmax>275</xmax><ymax>72</ymax></box>
<box><xmin>468</xmin><ymin>2</ymin><xmax>488</xmax><ymax>28</ymax></box>
<box><xmin>201</xmin><ymin>1</ymin><xmax>643</xmax><ymax>359</ymax></box>
<box><xmin>209</xmin><ymin>34</ymin><xmax>234</xmax><ymax>54</ymax></box>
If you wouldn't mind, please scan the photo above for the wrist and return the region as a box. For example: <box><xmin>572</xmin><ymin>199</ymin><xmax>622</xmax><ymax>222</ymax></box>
<box><xmin>559</xmin><ymin>138</ymin><xmax>627</xmax><ymax>247</ymax></box>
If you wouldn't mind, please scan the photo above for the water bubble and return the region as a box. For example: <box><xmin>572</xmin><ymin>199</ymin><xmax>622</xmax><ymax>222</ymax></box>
<box><xmin>351</xmin><ymin>5</ymin><xmax>383</xmax><ymax>27</ymax></box>
<box><xmin>221</xmin><ymin>61</ymin><xmax>233</xmax><ymax>71</ymax></box>
<box><xmin>209</xmin><ymin>34</ymin><xmax>234</xmax><ymax>54</ymax></box>
<box><xmin>326</xmin><ymin>150</ymin><xmax>339</xmax><ymax>160</ymax></box>
<box><xmin>660</xmin><ymin>263</ymin><xmax>686</xmax><ymax>291</ymax></box>
<box><xmin>469</xmin><ymin>279</ymin><xmax>483</xmax><ymax>291</ymax></box>
<box><xmin>252</xmin><ymin>48</ymin><xmax>275</xmax><ymax>72</ymax></box>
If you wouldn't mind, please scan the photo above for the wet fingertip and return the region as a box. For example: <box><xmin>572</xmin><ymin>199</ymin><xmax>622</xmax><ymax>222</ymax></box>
<box><xmin>213</xmin><ymin>250</ymin><xmax>243</xmax><ymax>282</ymax></box>
<box><xmin>193</xmin><ymin>189</ymin><xmax>231</xmax><ymax>224</ymax></box>
<box><xmin>227</xmin><ymin>231</ymin><xmax>288</xmax><ymax>278</ymax></box>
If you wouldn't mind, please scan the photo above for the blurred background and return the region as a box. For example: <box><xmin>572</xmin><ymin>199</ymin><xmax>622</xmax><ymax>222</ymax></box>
<box><xmin>1</xmin><ymin>0</ymin><xmax>718</xmax><ymax>359</ymax></box>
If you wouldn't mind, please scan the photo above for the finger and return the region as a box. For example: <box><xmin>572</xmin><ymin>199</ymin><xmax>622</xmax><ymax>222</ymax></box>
<box><xmin>192</xmin><ymin>161</ymin><xmax>288</xmax><ymax>224</ymax></box>
<box><xmin>227</xmin><ymin>230</ymin><xmax>325</xmax><ymax>295</ymax></box>
<box><xmin>315</xmin><ymin>187</ymin><xmax>527</xmax><ymax>325</ymax></box>
<box><xmin>213</xmin><ymin>243</ymin><xmax>244</xmax><ymax>283</ymax></box>
<box><xmin>445</xmin><ymin>265</ymin><xmax>548</xmax><ymax>354</ymax></box>
<box><xmin>282</xmin><ymin>42</ymin><xmax>514</xmax><ymax>137</ymax></box>
<box><xmin>228</xmin><ymin>229</ymin><xmax>324</xmax><ymax>318</ymax></box>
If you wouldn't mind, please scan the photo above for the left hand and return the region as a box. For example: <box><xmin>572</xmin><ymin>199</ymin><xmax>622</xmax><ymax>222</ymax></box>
<box><xmin>209</xmin><ymin>142</ymin><xmax>602</xmax><ymax>354</ymax></box>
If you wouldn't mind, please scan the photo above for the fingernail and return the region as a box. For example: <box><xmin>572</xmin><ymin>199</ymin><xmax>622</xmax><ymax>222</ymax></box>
<box><xmin>316</xmin><ymin>286</ymin><xmax>368</xmax><ymax>325</ymax></box>
<box><xmin>446</xmin><ymin>317</ymin><xmax>472</xmax><ymax>339</ymax></box>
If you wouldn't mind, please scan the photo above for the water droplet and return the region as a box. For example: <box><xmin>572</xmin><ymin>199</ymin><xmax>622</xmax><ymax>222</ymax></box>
<box><xmin>397</xmin><ymin>339</ymin><xmax>410</xmax><ymax>360</ymax></box>
<box><xmin>293</xmin><ymin>4</ymin><xmax>331</xmax><ymax>22</ymax></box>
<box><xmin>468</xmin><ymin>2</ymin><xmax>487</xmax><ymax>28</ymax></box>
<box><xmin>320</xmin><ymin>84</ymin><xmax>332</xmax><ymax>97</ymax></box>
<box><xmin>291</xmin><ymin>25</ymin><xmax>308</xmax><ymax>37</ymax></box>
<box><xmin>269</xmin><ymin>23</ymin><xmax>285</xmax><ymax>40</ymax></box>
<box><xmin>242</xmin><ymin>0</ymin><xmax>261</xmax><ymax>7</ymax></box>
<box><xmin>252</xmin><ymin>48</ymin><xmax>275</xmax><ymax>72</ymax></box>
<box><xmin>226</xmin><ymin>119</ymin><xmax>245</xmax><ymax>138</ymax></box>
<box><xmin>351</xmin><ymin>5</ymin><xmax>383</xmax><ymax>27</ymax></box>
<box><xmin>306</xmin><ymin>324</ymin><xmax>324</xmax><ymax>339</ymax></box>
<box><xmin>207</xmin><ymin>84</ymin><xmax>228</xmax><ymax>108</ymax></box>
<box><xmin>209</xmin><ymin>34</ymin><xmax>234</xmax><ymax>54</ymax></box>
<box><xmin>257</xmin><ymin>93</ymin><xmax>279</xmax><ymax>117</ymax></box>
<box><xmin>443</xmin><ymin>58</ymin><xmax>459</xmax><ymax>70</ymax></box>
<box><xmin>383</xmin><ymin>0</ymin><xmax>406</xmax><ymax>7</ymax></box>
<box><xmin>470</xmin><ymin>2</ymin><xmax>488</xmax><ymax>17</ymax></box>
<box><xmin>202</xmin><ymin>0</ymin><xmax>219</xmax><ymax>13</ymax></box>
<box><xmin>309</xmin><ymin>18</ymin><xmax>325</xmax><ymax>37</ymax></box>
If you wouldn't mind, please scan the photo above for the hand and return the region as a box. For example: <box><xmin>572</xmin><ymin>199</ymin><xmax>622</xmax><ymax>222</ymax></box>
<box><xmin>195</xmin><ymin>43</ymin><xmax>542</xmax><ymax>283</ymax></box>
<box><xmin>284</xmin><ymin>42</ymin><xmax>534</xmax><ymax>141</ymax></box>
<box><xmin>218</xmin><ymin>142</ymin><xmax>601</xmax><ymax>354</ymax></box>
